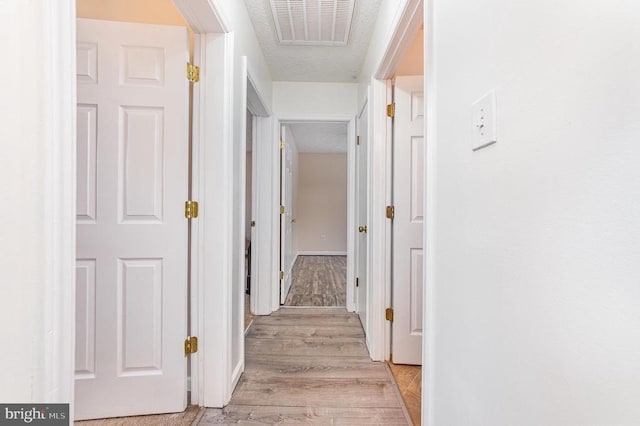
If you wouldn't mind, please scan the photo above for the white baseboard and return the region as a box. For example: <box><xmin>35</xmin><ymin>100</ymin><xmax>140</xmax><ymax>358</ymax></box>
<box><xmin>297</xmin><ymin>251</ymin><xmax>347</xmax><ymax>256</ymax></box>
<box><xmin>230</xmin><ymin>359</ymin><xmax>244</xmax><ymax>395</ymax></box>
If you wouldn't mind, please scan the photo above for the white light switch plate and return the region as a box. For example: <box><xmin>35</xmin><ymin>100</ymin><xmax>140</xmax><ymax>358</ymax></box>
<box><xmin>471</xmin><ymin>90</ymin><xmax>497</xmax><ymax>151</ymax></box>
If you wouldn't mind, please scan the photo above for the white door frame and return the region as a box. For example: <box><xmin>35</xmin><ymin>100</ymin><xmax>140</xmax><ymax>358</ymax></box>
<box><xmin>423</xmin><ymin>2</ymin><xmax>435</xmax><ymax>424</ymax></box>
<box><xmin>252</xmin><ymin>115</ymin><xmax>357</xmax><ymax>314</ymax></box>
<box><xmin>44</xmin><ymin>0</ymin><xmax>234</xmax><ymax>418</ymax></box>
<box><xmin>41</xmin><ymin>0</ymin><xmax>77</xmax><ymax>406</ymax></box>
<box><xmin>366</xmin><ymin>0</ymin><xmax>424</xmax><ymax>362</ymax></box>
<box><xmin>191</xmin><ymin>27</ymin><xmax>271</xmax><ymax>406</ymax></box>
<box><xmin>246</xmin><ymin>73</ymin><xmax>273</xmax><ymax>318</ymax></box>
<box><xmin>355</xmin><ymin>96</ymin><xmax>372</xmax><ymax>345</ymax></box>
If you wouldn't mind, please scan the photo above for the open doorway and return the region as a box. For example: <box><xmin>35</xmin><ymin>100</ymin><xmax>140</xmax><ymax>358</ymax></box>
<box><xmin>278</xmin><ymin>122</ymin><xmax>350</xmax><ymax>307</ymax></box>
<box><xmin>385</xmin><ymin>24</ymin><xmax>425</xmax><ymax>426</ymax></box>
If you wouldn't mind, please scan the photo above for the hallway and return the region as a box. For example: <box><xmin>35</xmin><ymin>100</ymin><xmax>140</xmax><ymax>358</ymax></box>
<box><xmin>198</xmin><ymin>308</ymin><xmax>410</xmax><ymax>424</ymax></box>
<box><xmin>285</xmin><ymin>256</ymin><xmax>347</xmax><ymax>307</ymax></box>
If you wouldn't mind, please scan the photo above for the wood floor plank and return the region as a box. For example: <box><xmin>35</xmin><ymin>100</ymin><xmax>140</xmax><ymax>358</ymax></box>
<box><xmin>276</xmin><ymin>307</ymin><xmax>351</xmax><ymax>315</ymax></box>
<box><xmin>199</xmin><ymin>405</ymin><xmax>408</xmax><ymax>425</ymax></box>
<box><xmin>230</xmin><ymin>377</ymin><xmax>402</xmax><ymax>408</ymax></box>
<box><xmin>245</xmin><ymin>336</ymin><xmax>369</xmax><ymax>357</ymax></box>
<box><xmin>285</xmin><ymin>255</ymin><xmax>347</xmax><ymax>307</ymax></box>
<box><xmin>248</xmin><ymin>324</ymin><xmax>364</xmax><ymax>339</ymax></box>
<box><xmin>244</xmin><ymin>355</ymin><xmax>388</xmax><ymax>379</ymax></box>
<box><xmin>256</xmin><ymin>314</ymin><xmax>363</xmax><ymax>327</ymax></box>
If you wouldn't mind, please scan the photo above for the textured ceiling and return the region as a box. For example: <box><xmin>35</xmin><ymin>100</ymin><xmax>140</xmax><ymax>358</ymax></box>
<box><xmin>244</xmin><ymin>0</ymin><xmax>382</xmax><ymax>82</ymax></box>
<box><xmin>287</xmin><ymin>122</ymin><xmax>348</xmax><ymax>153</ymax></box>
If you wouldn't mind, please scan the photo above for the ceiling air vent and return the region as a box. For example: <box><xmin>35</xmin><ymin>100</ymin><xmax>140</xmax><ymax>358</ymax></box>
<box><xmin>269</xmin><ymin>0</ymin><xmax>356</xmax><ymax>46</ymax></box>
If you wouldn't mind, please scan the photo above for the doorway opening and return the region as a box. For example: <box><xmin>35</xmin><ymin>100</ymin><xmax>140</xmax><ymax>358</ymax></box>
<box><xmin>278</xmin><ymin>121</ymin><xmax>350</xmax><ymax>308</ymax></box>
<box><xmin>383</xmin><ymin>22</ymin><xmax>425</xmax><ymax>426</ymax></box>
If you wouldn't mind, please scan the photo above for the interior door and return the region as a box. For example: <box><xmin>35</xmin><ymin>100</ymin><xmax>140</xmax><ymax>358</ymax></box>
<box><xmin>391</xmin><ymin>76</ymin><xmax>424</xmax><ymax>365</ymax></box>
<box><xmin>279</xmin><ymin>125</ymin><xmax>294</xmax><ymax>303</ymax></box>
<box><xmin>356</xmin><ymin>104</ymin><xmax>369</xmax><ymax>331</ymax></box>
<box><xmin>75</xmin><ymin>19</ymin><xmax>189</xmax><ymax>419</ymax></box>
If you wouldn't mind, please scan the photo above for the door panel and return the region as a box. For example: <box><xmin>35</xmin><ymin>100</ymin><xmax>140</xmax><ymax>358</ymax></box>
<box><xmin>357</xmin><ymin>104</ymin><xmax>369</xmax><ymax>331</ymax></box>
<box><xmin>76</xmin><ymin>104</ymin><xmax>98</xmax><ymax>223</ymax></box>
<box><xmin>75</xmin><ymin>18</ymin><xmax>189</xmax><ymax>419</ymax></box>
<box><xmin>392</xmin><ymin>76</ymin><xmax>424</xmax><ymax>365</ymax></box>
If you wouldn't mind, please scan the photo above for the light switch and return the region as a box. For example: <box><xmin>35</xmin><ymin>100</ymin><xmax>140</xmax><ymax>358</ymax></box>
<box><xmin>471</xmin><ymin>90</ymin><xmax>497</xmax><ymax>151</ymax></box>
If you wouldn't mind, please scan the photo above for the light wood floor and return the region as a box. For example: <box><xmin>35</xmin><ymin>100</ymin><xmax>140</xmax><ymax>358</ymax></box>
<box><xmin>75</xmin><ymin>405</ymin><xmax>202</xmax><ymax>425</ymax></box>
<box><xmin>389</xmin><ymin>362</ymin><xmax>422</xmax><ymax>425</ymax></box>
<box><xmin>197</xmin><ymin>308</ymin><xmax>410</xmax><ymax>424</ymax></box>
<box><xmin>285</xmin><ymin>256</ymin><xmax>346</xmax><ymax>306</ymax></box>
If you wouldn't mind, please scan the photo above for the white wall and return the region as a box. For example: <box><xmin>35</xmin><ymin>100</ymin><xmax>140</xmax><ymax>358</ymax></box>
<box><xmin>273</xmin><ymin>82</ymin><xmax>357</xmax><ymax>118</ymax></box>
<box><xmin>357</xmin><ymin>0</ymin><xmax>410</xmax><ymax>106</ymax></box>
<box><xmin>0</xmin><ymin>0</ymin><xmax>75</xmax><ymax>404</ymax></box>
<box><xmin>395</xmin><ymin>28</ymin><xmax>423</xmax><ymax>77</ymax></box>
<box><xmin>77</xmin><ymin>0</ymin><xmax>188</xmax><ymax>26</ymax></box>
<box><xmin>215</xmin><ymin>0</ymin><xmax>272</xmax><ymax>106</ymax></box>
<box><xmin>427</xmin><ymin>0</ymin><xmax>640</xmax><ymax>424</ymax></box>
<box><xmin>0</xmin><ymin>2</ymin><xmax>46</xmax><ymax>401</ymax></box>
<box><xmin>213</xmin><ymin>0</ymin><xmax>273</xmax><ymax>391</ymax></box>
<box><xmin>296</xmin><ymin>154</ymin><xmax>348</xmax><ymax>253</ymax></box>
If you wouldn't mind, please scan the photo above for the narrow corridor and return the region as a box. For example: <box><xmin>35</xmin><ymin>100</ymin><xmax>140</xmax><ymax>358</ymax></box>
<box><xmin>198</xmin><ymin>308</ymin><xmax>410</xmax><ymax>424</ymax></box>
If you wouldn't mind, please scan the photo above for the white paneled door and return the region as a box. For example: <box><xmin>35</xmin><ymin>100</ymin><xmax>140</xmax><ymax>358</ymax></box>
<box><xmin>280</xmin><ymin>126</ymin><xmax>294</xmax><ymax>304</ymax></box>
<box><xmin>392</xmin><ymin>76</ymin><xmax>424</xmax><ymax>365</ymax></box>
<box><xmin>75</xmin><ymin>19</ymin><xmax>189</xmax><ymax>419</ymax></box>
<box><xmin>356</xmin><ymin>104</ymin><xmax>369</xmax><ymax>332</ymax></box>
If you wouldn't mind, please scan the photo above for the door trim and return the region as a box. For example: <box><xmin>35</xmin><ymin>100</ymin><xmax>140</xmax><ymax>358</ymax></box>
<box><xmin>43</xmin><ymin>0</ymin><xmax>230</xmax><ymax>419</ymax></box>
<box><xmin>194</xmin><ymin>31</ymin><xmax>233</xmax><ymax>407</ymax></box>
<box><xmin>423</xmin><ymin>1</ymin><xmax>435</xmax><ymax>424</ymax></box>
<box><xmin>173</xmin><ymin>0</ymin><xmax>231</xmax><ymax>406</ymax></box>
<box><xmin>365</xmin><ymin>0</ymin><xmax>424</xmax><ymax>363</ymax></box>
<box><xmin>42</xmin><ymin>0</ymin><xmax>77</xmax><ymax>408</ymax></box>
<box><xmin>257</xmin><ymin>115</ymin><xmax>357</xmax><ymax>314</ymax></box>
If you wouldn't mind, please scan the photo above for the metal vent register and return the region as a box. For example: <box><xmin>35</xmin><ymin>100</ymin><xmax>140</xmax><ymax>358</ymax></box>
<box><xmin>269</xmin><ymin>0</ymin><xmax>356</xmax><ymax>46</ymax></box>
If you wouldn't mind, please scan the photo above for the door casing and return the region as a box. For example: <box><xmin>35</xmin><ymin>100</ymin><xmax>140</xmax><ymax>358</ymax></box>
<box><xmin>44</xmin><ymin>0</ymin><xmax>236</xmax><ymax>419</ymax></box>
<box><xmin>256</xmin><ymin>116</ymin><xmax>357</xmax><ymax>314</ymax></box>
<box><xmin>365</xmin><ymin>0</ymin><xmax>424</xmax><ymax>363</ymax></box>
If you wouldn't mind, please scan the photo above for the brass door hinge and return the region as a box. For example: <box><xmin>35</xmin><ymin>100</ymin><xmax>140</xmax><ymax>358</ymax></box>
<box><xmin>280</xmin><ymin>205</ymin><xmax>285</xmax><ymax>215</ymax></box>
<box><xmin>386</xmin><ymin>205</ymin><xmax>395</xmax><ymax>220</ymax></box>
<box><xmin>386</xmin><ymin>103</ymin><xmax>395</xmax><ymax>118</ymax></box>
<box><xmin>187</xmin><ymin>63</ymin><xmax>200</xmax><ymax>83</ymax></box>
<box><xmin>184</xmin><ymin>336</ymin><xmax>198</xmax><ymax>356</ymax></box>
<box><xmin>250</xmin><ymin>220</ymin><xmax>256</xmax><ymax>227</ymax></box>
<box><xmin>356</xmin><ymin>135</ymin><xmax>360</xmax><ymax>146</ymax></box>
<box><xmin>279</xmin><ymin>270</ymin><xmax>284</xmax><ymax>280</ymax></box>
<box><xmin>385</xmin><ymin>308</ymin><xmax>394</xmax><ymax>322</ymax></box>
<box><xmin>280</xmin><ymin>140</ymin><xmax>285</xmax><ymax>149</ymax></box>
<box><xmin>356</xmin><ymin>277</ymin><xmax>359</xmax><ymax>287</ymax></box>
<box><xmin>185</xmin><ymin>201</ymin><xmax>199</xmax><ymax>219</ymax></box>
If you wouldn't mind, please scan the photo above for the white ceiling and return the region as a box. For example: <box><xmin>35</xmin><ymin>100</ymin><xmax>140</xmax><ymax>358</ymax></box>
<box><xmin>287</xmin><ymin>122</ymin><xmax>348</xmax><ymax>153</ymax></box>
<box><xmin>244</xmin><ymin>0</ymin><xmax>382</xmax><ymax>82</ymax></box>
